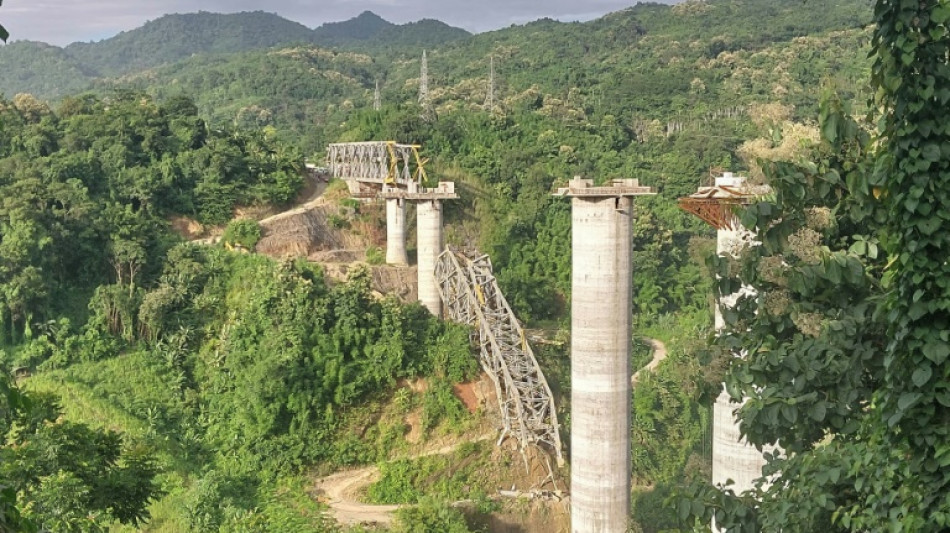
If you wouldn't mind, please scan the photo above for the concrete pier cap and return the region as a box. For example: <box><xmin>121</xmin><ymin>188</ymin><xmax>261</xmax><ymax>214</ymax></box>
<box><xmin>555</xmin><ymin>175</ymin><xmax>654</xmax><ymax>533</ymax></box>
<box><xmin>555</xmin><ymin>176</ymin><xmax>655</xmax><ymax>198</ymax></box>
<box><xmin>716</xmin><ymin>172</ymin><xmax>743</xmax><ymax>187</ymax></box>
<box><xmin>379</xmin><ymin>181</ymin><xmax>458</xmax><ymax>201</ymax></box>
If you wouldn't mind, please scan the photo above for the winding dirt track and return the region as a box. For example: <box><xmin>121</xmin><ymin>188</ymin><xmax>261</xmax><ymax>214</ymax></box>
<box><xmin>632</xmin><ymin>338</ymin><xmax>668</xmax><ymax>384</ymax></box>
<box><xmin>312</xmin><ymin>466</ymin><xmax>399</xmax><ymax>526</ymax></box>
<box><xmin>313</xmin><ymin>338</ymin><xmax>668</xmax><ymax>527</ymax></box>
<box><xmin>310</xmin><ymin>435</ymin><xmax>492</xmax><ymax>527</ymax></box>
<box><xmin>257</xmin><ymin>176</ymin><xmax>330</xmax><ymax>226</ymax></box>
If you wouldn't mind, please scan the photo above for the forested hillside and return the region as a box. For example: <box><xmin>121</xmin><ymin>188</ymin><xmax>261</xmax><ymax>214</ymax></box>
<box><xmin>0</xmin><ymin>40</ymin><xmax>93</xmax><ymax>97</ymax></box>
<box><xmin>312</xmin><ymin>10</ymin><xmax>472</xmax><ymax>49</ymax></box>
<box><xmin>66</xmin><ymin>11</ymin><xmax>319</xmax><ymax>77</ymax></box>
<box><xmin>0</xmin><ymin>10</ymin><xmax>472</xmax><ymax>100</ymax></box>
<box><xmin>80</xmin><ymin>0</ymin><xmax>876</xmax><ymax>326</ymax></box>
<box><xmin>0</xmin><ymin>89</ymin><xmax>487</xmax><ymax>531</ymax></box>
<box><xmin>0</xmin><ymin>0</ymin><xmax>889</xmax><ymax>531</ymax></box>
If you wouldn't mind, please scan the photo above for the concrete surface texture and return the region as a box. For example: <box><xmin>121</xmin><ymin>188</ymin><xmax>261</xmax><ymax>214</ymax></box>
<box><xmin>712</xmin><ymin>206</ymin><xmax>767</xmax><ymax>496</ymax></box>
<box><xmin>711</xmin><ymin>391</ymin><xmax>764</xmax><ymax>491</ymax></box>
<box><xmin>569</xmin><ymin>195</ymin><xmax>633</xmax><ymax>533</ymax></box>
<box><xmin>385</xmin><ymin>198</ymin><xmax>409</xmax><ymax>265</ymax></box>
<box><xmin>417</xmin><ymin>200</ymin><xmax>443</xmax><ymax>317</ymax></box>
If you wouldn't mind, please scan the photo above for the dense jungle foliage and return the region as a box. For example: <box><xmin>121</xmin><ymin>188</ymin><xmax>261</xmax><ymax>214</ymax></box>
<box><xmin>681</xmin><ymin>2</ymin><xmax>950</xmax><ymax>530</ymax></box>
<box><xmin>4</xmin><ymin>0</ymin><xmax>926</xmax><ymax>530</ymax></box>
<box><xmin>0</xmin><ymin>91</ymin><xmax>481</xmax><ymax>530</ymax></box>
<box><xmin>0</xmin><ymin>91</ymin><xmax>303</xmax><ymax>338</ymax></box>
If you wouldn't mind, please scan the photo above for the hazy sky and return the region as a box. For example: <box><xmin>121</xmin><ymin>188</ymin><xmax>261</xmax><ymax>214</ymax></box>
<box><xmin>2</xmin><ymin>0</ymin><xmax>680</xmax><ymax>47</ymax></box>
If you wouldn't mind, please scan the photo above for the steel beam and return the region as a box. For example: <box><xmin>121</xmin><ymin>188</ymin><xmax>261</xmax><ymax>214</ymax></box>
<box><xmin>435</xmin><ymin>249</ymin><xmax>563</xmax><ymax>463</ymax></box>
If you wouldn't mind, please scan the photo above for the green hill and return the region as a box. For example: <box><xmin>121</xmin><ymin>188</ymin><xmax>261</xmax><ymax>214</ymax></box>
<box><xmin>90</xmin><ymin>0</ymin><xmax>873</xmax><ymax>159</ymax></box>
<box><xmin>64</xmin><ymin>11</ymin><xmax>318</xmax><ymax>77</ymax></box>
<box><xmin>312</xmin><ymin>12</ymin><xmax>473</xmax><ymax>50</ymax></box>
<box><xmin>369</xmin><ymin>18</ymin><xmax>473</xmax><ymax>49</ymax></box>
<box><xmin>0</xmin><ymin>10</ymin><xmax>471</xmax><ymax>100</ymax></box>
<box><xmin>0</xmin><ymin>40</ymin><xmax>92</xmax><ymax>97</ymax></box>
<box><xmin>311</xmin><ymin>10</ymin><xmax>396</xmax><ymax>44</ymax></box>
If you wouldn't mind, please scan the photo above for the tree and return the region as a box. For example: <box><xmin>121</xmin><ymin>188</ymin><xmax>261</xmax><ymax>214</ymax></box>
<box><xmin>0</xmin><ymin>0</ymin><xmax>8</xmax><ymax>43</ymax></box>
<box><xmin>0</xmin><ymin>368</ymin><xmax>161</xmax><ymax>531</ymax></box>
<box><xmin>680</xmin><ymin>2</ymin><xmax>950</xmax><ymax>530</ymax></box>
<box><xmin>0</xmin><ymin>367</ymin><xmax>29</xmax><ymax>531</ymax></box>
<box><xmin>393</xmin><ymin>497</ymin><xmax>476</xmax><ymax>533</ymax></box>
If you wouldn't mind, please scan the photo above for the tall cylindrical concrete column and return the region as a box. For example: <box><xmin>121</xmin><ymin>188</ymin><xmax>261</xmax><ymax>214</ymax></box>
<box><xmin>679</xmin><ymin>173</ymin><xmax>770</xmax><ymax>532</ymax></box>
<box><xmin>712</xmin><ymin>224</ymin><xmax>767</xmax><ymax>495</ymax></box>
<box><xmin>385</xmin><ymin>198</ymin><xmax>408</xmax><ymax>265</ymax></box>
<box><xmin>570</xmin><ymin>195</ymin><xmax>633</xmax><ymax>533</ymax></box>
<box><xmin>416</xmin><ymin>200</ymin><xmax>443</xmax><ymax>317</ymax></box>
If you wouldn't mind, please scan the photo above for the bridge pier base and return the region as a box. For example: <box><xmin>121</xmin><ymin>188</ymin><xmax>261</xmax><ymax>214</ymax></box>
<box><xmin>385</xmin><ymin>198</ymin><xmax>408</xmax><ymax>265</ymax></box>
<box><xmin>417</xmin><ymin>199</ymin><xmax>443</xmax><ymax>317</ymax></box>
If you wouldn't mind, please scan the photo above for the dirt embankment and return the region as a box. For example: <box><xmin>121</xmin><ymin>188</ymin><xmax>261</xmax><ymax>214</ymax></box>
<box><xmin>173</xmin><ymin>173</ymin><xmax>419</xmax><ymax>303</ymax></box>
<box><xmin>252</xmin><ymin>177</ymin><xmax>421</xmax><ymax>302</ymax></box>
<box><xmin>255</xmin><ymin>187</ymin><xmax>365</xmax><ymax>258</ymax></box>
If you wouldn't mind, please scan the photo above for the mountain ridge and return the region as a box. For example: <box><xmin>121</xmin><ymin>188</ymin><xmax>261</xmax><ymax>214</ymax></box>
<box><xmin>0</xmin><ymin>0</ymin><xmax>873</xmax><ymax>108</ymax></box>
<box><xmin>312</xmin><ymin>10</ymin><xmax>396</xmax><ymax>44</ymax></box>
<box><xmin>0</xmin><ymin>9</ymin><xmax>471</xmax><ymax>98</ymax></box>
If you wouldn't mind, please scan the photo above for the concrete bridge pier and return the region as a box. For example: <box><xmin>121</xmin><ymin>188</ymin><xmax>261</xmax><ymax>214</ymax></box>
<box><xmin>678</xmin><ymin>173</ymin><xmax>772</xmax><ymax>532</ymax></box>
<box><xmin>712</xmin><ymin>209</ymin><xmax>768</xmax><ymax>496</ymax></box>
<box><xmin>382</xmin><ymin>183</ymin><xmax>457</xmax><ymax>318</ymax></box>
<box><xmin>416</xmin><ymin>199</ymin><xmax>443</xmax><ymax>317</ymax></box>
<box><xmin>385</xmin><ymin>197</ymin><xmax>408</xmax><ymax>265</ymax></box>
<box><xmin>557</xmin><ymin>177</ymin><xmax>654</xmax><ymax>533</ymax></box>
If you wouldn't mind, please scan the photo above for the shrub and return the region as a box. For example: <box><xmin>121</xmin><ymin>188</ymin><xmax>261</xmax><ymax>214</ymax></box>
<box><xmin>393</xmin><ymin>497</ymin><xmax>477</xmax><ymax>533</ymax></box>
<box><xmin>222</xmin><ymin>219</ymin><xmax>262</xmax><ymax>250</ymax></box>
<box><xmin>366</xmin><ymin>246</ymin><xmax>385</xmax><ymax>265</ymax></box>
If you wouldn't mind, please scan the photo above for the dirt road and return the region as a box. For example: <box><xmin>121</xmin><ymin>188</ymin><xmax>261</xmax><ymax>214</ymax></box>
<box><xmin>632</xmin><ymin>338</ymin><xmax>668</xmax><ymax>384</ymax></box>
<box><xmin>310</xmin><ymin>434</ymin><xmax>493</xmax><ymax>527</ymax></box>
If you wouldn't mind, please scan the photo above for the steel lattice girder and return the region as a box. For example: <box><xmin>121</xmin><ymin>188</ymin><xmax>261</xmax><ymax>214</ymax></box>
<box><xmin>435</xmin><ymin>250</ymin><xmax>563</xmax><ymax>461</ymax></box>
<box><xmin>325</xmin><ymin>141</ymin><xmax>427</xmax><ymax>187</ymax></box>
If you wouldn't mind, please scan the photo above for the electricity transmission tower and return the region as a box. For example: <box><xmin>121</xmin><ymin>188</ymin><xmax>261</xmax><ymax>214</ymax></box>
<box><xmin>374</xmin><ymin>79</ymin><xmax>381</xmax><ymax>111</ymax></box>
<box><xmin>419</xmin><ymin>50</ymin><xmax>434</xmax><ymax>120</ymax></box>
<box><xmin>484</xmin><ymin>56</ymin><xmax>495</xmax><ymax>113</ymax></box>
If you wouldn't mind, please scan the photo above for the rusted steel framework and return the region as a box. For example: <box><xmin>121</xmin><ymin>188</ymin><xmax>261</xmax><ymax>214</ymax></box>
<box><xmin>435</xmin><ymin>249</ymin><xmax>563</xmax><ymax>462</ymax></box>
<box><xmin>678</xmin><ymin>194</ymin><xmax>748</xmax><ymax>230</ymax></box>
<box><xmin>326</xmin><ymin>141</ymin><xmax>428</xmax><ymax>187</ymax></box>
<box><xmin>678</xmin><ymin>176</ymin><xmax>769</xmax><ymax>230</ymax></box>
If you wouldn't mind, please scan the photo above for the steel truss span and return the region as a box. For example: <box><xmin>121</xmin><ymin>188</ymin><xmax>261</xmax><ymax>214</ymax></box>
<box><xmin>435</xmin><ymin>249</ymin><xmax>563</xmax><ymax>463</ymax></box>
<box><xmin>326</xmin><ymin>141</ymin><xmax>427</xmax><ymax>187</ymax></box>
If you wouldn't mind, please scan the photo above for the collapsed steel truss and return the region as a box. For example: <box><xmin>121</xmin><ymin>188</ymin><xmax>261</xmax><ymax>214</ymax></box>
<box><xmin>435</xmin><ymin>249</ymin><xmax>563</xmax><ymax>462</ymax></box>
<box><xmin>326</xmin><ymin>141</ymin><xmax>427</xmax><ymax>187</ymax></box>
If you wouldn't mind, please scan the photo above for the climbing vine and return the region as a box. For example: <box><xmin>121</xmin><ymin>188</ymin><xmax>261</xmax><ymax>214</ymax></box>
<box><xmin>868</xmin><ymin>0</ymin><xmax>950</xmax><ymax>528</ymax></box>
<box><xmin>677</xmin><ymin>95</ymin><xmax>888</xmax><ymax>532</ymax></box>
